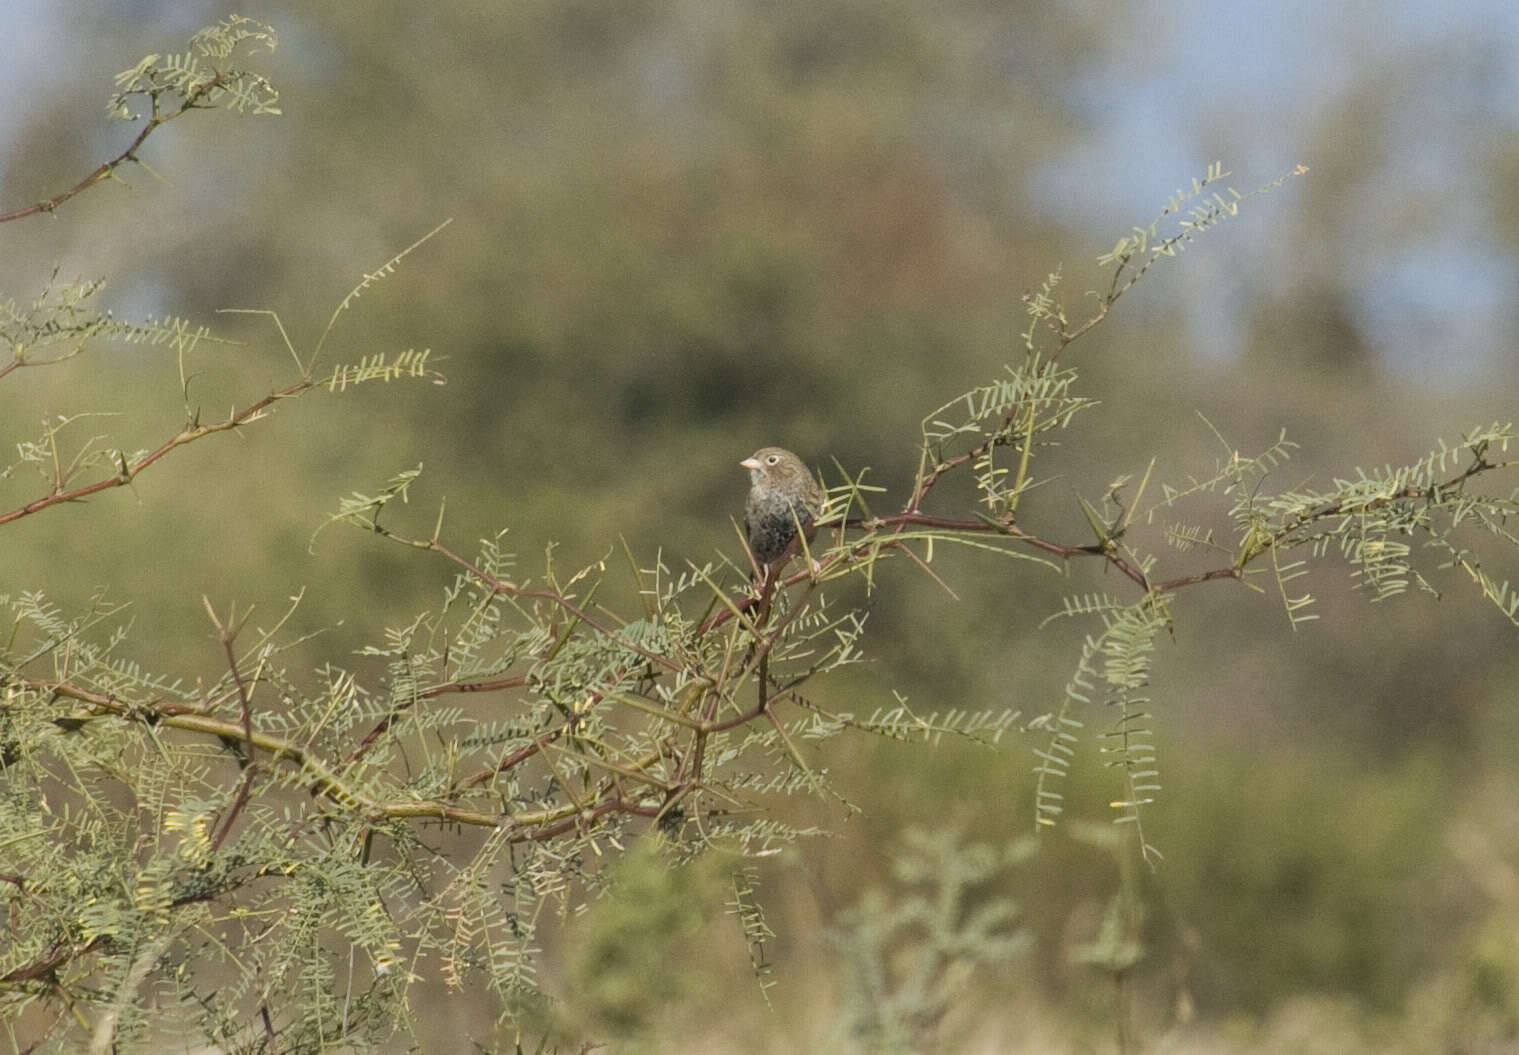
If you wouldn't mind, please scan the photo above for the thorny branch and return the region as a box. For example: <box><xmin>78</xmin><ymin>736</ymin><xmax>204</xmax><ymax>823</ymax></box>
<box><xmin>0</xmin><ymin>374</ymin><xmax>319</xmax><ymax>526</ymax></box>
<box><xmin>0</xmin><ymin>73</ymin><xmax>229</xmax><ymax>224</ymax></box>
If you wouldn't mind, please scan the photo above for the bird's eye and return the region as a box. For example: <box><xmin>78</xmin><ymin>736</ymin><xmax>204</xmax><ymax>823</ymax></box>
<box><xmin>766</xmin><ymin>455</ymin><xmax>780</xmax><ymax>465</ymax></box>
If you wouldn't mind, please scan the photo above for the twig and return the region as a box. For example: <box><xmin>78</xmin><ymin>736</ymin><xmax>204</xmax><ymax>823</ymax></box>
<box><xmin>0</xmin><ymin>74</ymin><xmax>228</xmax><ymax>224</ymax></box>
<box><xmin>0</xmin><ymin>374</ymin><xmax>318</xmax><ymax>525</ymax></box>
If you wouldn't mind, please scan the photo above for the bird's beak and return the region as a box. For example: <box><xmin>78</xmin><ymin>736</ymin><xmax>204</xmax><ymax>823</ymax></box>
<box><xmin>740</xmin><ymin>457</ymin><xmax>761</xmax><ymax>470</ymax></box>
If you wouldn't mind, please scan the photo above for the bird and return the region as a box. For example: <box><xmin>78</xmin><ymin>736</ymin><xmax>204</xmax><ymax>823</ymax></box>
<box><xmin>740</xmin><ymin>447</ymin><xmax>825</xmax><ymax>569</ymax></box>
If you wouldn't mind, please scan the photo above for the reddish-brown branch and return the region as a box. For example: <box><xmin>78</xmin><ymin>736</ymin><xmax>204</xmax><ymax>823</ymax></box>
<box><xmin>0</xmin><ymin>373</ymin><xmax>317</xmax><ymax>526</ymax></box>
<box><xmin>423</xmin><ymin>675</ymin><xmax>530</xmax><ymax>697</ymax></box>
<box><xmin>337</xmin><ymin>674</ymin><xmax>532</xmax><ymax>774</ymax></box>
<box><xmin>0</xmin><ymin>936</ymin><xmax>109</xmax><ymax>984</ymax></box>
<box><xmin>697</xmin><ymin>511</ymin><xmax>1148</xmax><ymax>636</ymax></box>
<box><xmin>0</xmin><ymin>74</ymin><xmax>227</xmax><ymax>224</ymax></box>
<box><xmin>1151</xmin><ymin>566</ymin><xmax>1244</xmax><ymax>591</ymax></box>
<box><xmin>457</xmin><ymin>726</ymin><xmax>564</xmax><ymax>790</ymax></box>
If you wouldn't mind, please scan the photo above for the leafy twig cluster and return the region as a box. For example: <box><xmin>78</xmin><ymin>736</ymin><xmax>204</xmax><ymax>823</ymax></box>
<box><xmin>0</xmin><ymin>16</ymin><xmax>280</xmax><ymax>225</ymax></box>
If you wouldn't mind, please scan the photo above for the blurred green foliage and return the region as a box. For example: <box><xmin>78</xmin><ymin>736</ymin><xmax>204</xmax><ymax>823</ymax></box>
<box><xmin>562</xmin><ymin>843</ymin><xmax>732</xmax><ymax>1045</ymax></box>
<box><xmin>1158</xmin><ymin>749</ymin><xmax>1453</xmax><ymax>1012</ymax></box>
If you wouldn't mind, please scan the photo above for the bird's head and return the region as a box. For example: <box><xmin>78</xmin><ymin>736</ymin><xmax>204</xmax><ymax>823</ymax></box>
<box><xmin>741</xmin><ymin>447</ymin><xmax>806</xmax><ymax>488</ymax></box>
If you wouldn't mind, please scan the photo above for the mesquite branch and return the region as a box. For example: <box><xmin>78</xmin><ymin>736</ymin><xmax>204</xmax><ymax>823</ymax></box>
<box><xmin>0</xmin><ymin>73</ymin><xmax>229</xmax><ymax>224</ymax></box>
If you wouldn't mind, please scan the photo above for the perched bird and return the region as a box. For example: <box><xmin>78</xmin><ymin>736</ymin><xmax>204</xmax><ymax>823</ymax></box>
<box><xmin>741</xmin><ymin>447</ymin><xmax>825</xmax><ymax>567</ymax></box>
